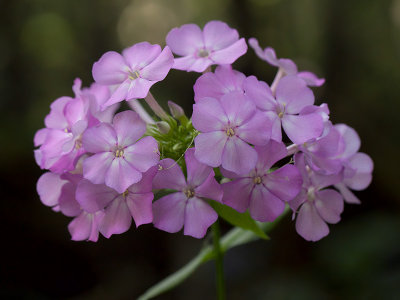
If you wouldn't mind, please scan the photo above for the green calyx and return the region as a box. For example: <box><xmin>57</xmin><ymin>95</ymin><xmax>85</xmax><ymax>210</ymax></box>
<box><xmin>147</xmin><ymin>115</ymin><xmax>198</xmax><ymax>167</ymax></box>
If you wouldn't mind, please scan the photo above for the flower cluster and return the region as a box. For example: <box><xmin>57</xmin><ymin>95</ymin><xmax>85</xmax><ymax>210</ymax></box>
<box><xmin>35</xmin><ymin>21</ymin><xmax>373</xmax><ymax>242</ymax></box>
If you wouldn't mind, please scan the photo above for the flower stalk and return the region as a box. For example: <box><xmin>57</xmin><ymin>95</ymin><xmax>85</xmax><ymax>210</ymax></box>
<box><xmin>212</xmin><ymin>220</ymin><xmax>225</xmax><ymax>300</ymax></box>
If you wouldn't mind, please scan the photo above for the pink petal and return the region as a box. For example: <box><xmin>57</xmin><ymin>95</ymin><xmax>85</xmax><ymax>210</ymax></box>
<box><xmin>82</xmin><ymin>123</ymin><xmax>117</xmax><ymax>153</ymax></box>
<box><xmin>153</xmin><ymin>192</ymin><xmax>186</xmax><ymax>233</ymax></box>
<box><xmin>282</xmin><ymin>113</ymin><xmax>323</xmax><ymax>144</ymax></box>
<box><xmin>34</xmin><ymin>128</ymin><xmax>49</xmax><ymax>147</ymax></box>
<box><xmin>187</xmin><ymin>57</ymin><xmax>214</xmax><ymax>73</ymax></box>
<box><xmin>297</xmin><ymin>71</ymin><xmax>325</xmax><ymax>87</ymax></box>
<box><xmin>122</xmin><ymin>42</ymin><xmax>161</xmax><ymax>71</ymax></box>
<box><xmin>194</xmin><ymin>171</ymin><xmax>223</xmax><ymax>202</ymax></box>
<box><xmin>210</xmin><ymin>38</ymin><xmax>247</xmax><ymax>65</ymax></box>
<box><xmin>278</xmin><ymin>58</ymin><xmax>298</xmax><ymax>75</ymax></box>
<box><xmin>220</xmin><ymin>92</ymin><xmax>256</xmax><ymax>126</ymax></box>
<box><xmin>334</xmin><ymin>183</ymin><xmax>361</xmax><ymax>204</ymax></box>
<box><xmin>248</xmin><ymin>38</ymin><xmax>277</xmax><ymax>65</ymax></box>
<box><xmin>152</xmin><ymin>158</ymin><xmax>186</xmax><ymax>190</ymax></box>
<box><xmin>172</xmin><ymin>56</ymin><xmax>197</xmax><ymax>71</ymax></box>
<box><xmin>140</xmin><ymin>46</ymin><xmax>174</xmax><ymax>81</ymax></box>
<box><xmin>295</xmin><ymin>202</ymin><xmax>329</xmax><ymax>241</ymax></box>
<box><xmin>166</xmin><ymin>24</ymin><xmax>204</xmax><ymax>56</ymax></box>
<box><xmin>59</xmin><ymin>182</ymin><xmax>81</xmax><ymax>217</ymax></box>
<box><xmin>126</xmin><ymin>192</ymin><xmax>154</xmax><ymax>227</ymax></box>
<box><xmin>222</xmin><ymin>178</ymin><xmax>253</xmax><ymax>212</ymax></box>
<box><xmin>236</xmin><ymin>111</ymin><xmax>271</xmax><ymax>146</ymax></box>
<box><xmin>344</xmin><ymin>153</ymin><xmax>373</xmax><ymax>190</ymax></box>
<box><xmin>126</xmin><ymin>78</ymin><xmax>154</xmax><ymax>100</ymax></box>
<box><xmin>100</xmin><ymin>196</ymin><xmax>132</xmax><ymax>238</ymax></box>
<box><xmin>222</xmin><ymin>137</ymin><xmax>258</xmax><ymax>175</ymax></box>
<box><xmin>276</xmin><ymin>76</ymin><xmax>314</xmax><ymax>114</ymax></box>
<box><xmin>243</xmin><ymin>76</ymin><xmax>276</xmax><ymax>111</ymax></box>
<box><xmin>184</xmin><ymin>197</ymin><xmax>218</xmax><ymax>238</ymax></box>
<box><xmin>105</xmin><ymin>158</ymin><xmax>142</xmax><ymax>193</ymax></box>
<box><xmin>128</xmin><ymin>166</ymin><xmax>157</xmax><ymax>194</ymax></box>
<box><xmin>185</xmin><ymin>148</ymin><xmax>213</xmax><ymax>187</ymax></box>
<box><xmin>124</xmin><ymin>136</ymin><xmax>159</xmax><ymax>172</ymax></box>
<box><xmin>44</xmin><ymin>96</ymin><xmax>70</xmax><ymax>129</ymax></box>
<box><xmin>37</xmin><ymin>172</ymin><xmax>67</xmax><ymax>207</ymax></box>
<box><xmin>254</xmin><ymin>140</ymin><xmax>287</xmax><ymax>171</ymax></box>
<box><xmin>249</xmin><ymin>184</ymin><xmax>285</xmax><ymax>222</ymax></box>
<box><xmin>92</xmin><ymin>51</ymin><xmax>127</xmax><ymax>85</ymax></box>
<box><xmin>113</xmin><ymin>110</ymin><xmax>146</xmax><ymax>147</ymax></box>
<box><xmin>64</xmin><ymin>98</ymin><xmax>86</xmax><ymax>126</ymax></box>
<box><xmin>68</xmin><ymin>211</ymin><xmax>105</xmax><ymax>242</ymax></box>
<box><xmin>76</xmin><ymin>179</ymin><xmax>118</xmax><ymax>213</ymax></box>
<box><xmin>194</xmin><ymin>132</ymin><xmax>227</xmax><ymax>167</ymax></box>
<box><xmin>82</xmin><ymin>152</ymin><xmax>114</xmax><ymax>184</ymax></box>
<box><xmin>192</xmin><ymin>97</ymin><xmax>227</xmax><ymax>132</ymax></box>
<box><xmin>315</xmin><ymin>189</ymin><xmax>343</xmax><ymax>224</ymax></box>
<box><xmin>266</xmin><ymin>111</ymin><xmax>282</xmax><ymax>142</ymax></box>
<box><xmin>203</xmin><ymin>21</ymin><xmax>239</xmax><ymax>51</ymax></box>
<box><xmin>265</xmin><ymin>165</ymin><xmax>302</xmax><ymax>202</ymax></box>
<box><xmin>103</xmin><ymin>79</ymin><xmax>131</xmax><ymax>107</ymax></box>
<box><xmin>334</xmin><ymin>124</ymin><xmax>361</xmax><ymax>159</ymax></box>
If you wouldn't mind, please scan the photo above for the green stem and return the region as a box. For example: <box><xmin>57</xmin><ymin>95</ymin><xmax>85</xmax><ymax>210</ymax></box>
<box><xmin>212</xmin><ymin>220</ymin><xmax>225</xmax><ymax>300</ymax></box>
<box><xmin>137</xmin><ymin>206</ymin><xmax>290</xmax><ymax>300</ymax></box>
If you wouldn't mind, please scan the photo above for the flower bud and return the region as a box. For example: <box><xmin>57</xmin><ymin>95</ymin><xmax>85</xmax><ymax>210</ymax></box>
<box><xmin>156</xmin><ymin>121</ymin><xmax>171</xmax><ymax>134</ymax></box>
<box><xmin>168</xmin><ymin>101</ymin><xmax>185</xmax><ymax>118</ymax></box>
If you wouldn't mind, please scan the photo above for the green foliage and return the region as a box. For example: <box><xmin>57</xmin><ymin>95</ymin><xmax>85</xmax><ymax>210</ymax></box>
<box><xmin>208</xmin><ymin>200</ymin><xmax>269</xmax><ymax>240</ymax></box>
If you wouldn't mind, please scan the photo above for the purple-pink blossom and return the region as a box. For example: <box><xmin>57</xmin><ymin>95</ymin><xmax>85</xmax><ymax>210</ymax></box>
<box><xmin>249</xmin><ymin>38</ymin><xmax>325</xmax><ymax>87</ymax></box>
<box><xmin>244</xmin><ymin>75</ymin><xmax>324</xmax><ymax>144</ymax></box>
<box><xmin>222</xmin><ymin>140</ymin><xmax>302</xmax><ymax>222</ymax></box>
<box><xmin>166</xmin><ymin>21</ymin><xmax>247</xmax><ymax>72</ymax></box>
<box><xmin>92</xmin><ymin>42</ymin><xmax>174</xmax><ymax>108</ymax></box>
<box><xmin>290</xmin><ymin>153</ymin><xmax>344</xmax><ymax>241</ymax></box>
<box><xmin>82</xmin><ymin>110</ymin><xmax>159</xmax><ymax>193</ymax></box>
<box><xmin>192</xmin><ymin>91</ymin><xmax>271</xmax><ymax>175</ymax></box>
<box><xmin>152</xmin><ymin>148</ymin><xmax>223</xmax><ymax>238</ymax></box>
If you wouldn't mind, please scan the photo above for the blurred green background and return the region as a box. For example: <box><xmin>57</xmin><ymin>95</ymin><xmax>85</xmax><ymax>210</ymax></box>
<box><xmin>1</xmin><ymin>0</ymin><xmax>399</xmax><ymax>299</ymax></box>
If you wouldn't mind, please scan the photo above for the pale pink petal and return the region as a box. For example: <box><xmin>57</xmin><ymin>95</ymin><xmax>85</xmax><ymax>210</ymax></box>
<box><xmin>203</xmin><ymin>21</ymin><xmax>239</xmax><ymax>50</ymax></box>
<box><xmin>249</xmin><ymin>184</ymin><xmax>285</xmax><ymax>222</ymax></box>
<box><xmin>194</xmin><ymin>172</ymin><xmax>223</xmax><ymax>202</ymax></box>
<box><xmin>123</xmin><ymin>136</ymin><xmax>159</xmax><ymax>172</ymax></box>
<box><xmin>82</xmin><ymin>123</ymin><xmax>117</xmax><ymax>153</ymax></box>
<box><xmin>153</xmin><ymin>192</ymin><xmax>186</xmax><ymax>233</ymax></box>
<box><xmin>37</xmin><ymin>172</ymin><xmax>67</xmax><ymax>207</ymax></box>
<box><xmin>276</xmin><ymin>76</ymin><xmax>314</xmax><ymax>114</ymax></box>
<box><xmin>184</xmin><ymin>197</ymin><xmax>218</xmax><ymax>238</ymax></box>
<box><xmin>44</xmin><ymin>96</ymin><xmax>70</xmax><ymax>129</ymax></box>
<box><xmin>140</xmin><ymin>46</ymin><xmax>174</xmax><ymax>81</ymax></box>
<box><xmin>172</xmin><ymin>56</ymin><xmax>197</xmax><ymax>71</ymax></box>
<box><xmin>64</xmin><ymin>98</ymin><xmax>86</xmax><ymax>126</ymax></box>
<box><xmin>278</xmin><ymin>58</ymin><xmax>298</xmax><ymax>75</ymax></box>
<box><xmin>152</xmin><ymin>158</ymin><xmax>186</xmax><ymax>190</ymax></box>
<box><xmin>76</xmin><ymin>179</ymin><xmax>118</xmax><ymax>213</ymax></box>
<box><xmin>34</xmin><ymin>128</ymin><xmax>49</xmax><ymax>147</ymax></box>
<box><xmin>122</xmin><ymin>42</ymin><xmax>161</xmax><ymax>70</ymax></box>
<box><xmin>185</xmin><ymin>148</ymin><xmax>213</xmax><ymax>187</ymax></box>
<box><xmin>220</xmin><ymin>92</ymin><xmax>256</xmax><ymax>126</ymax></box>
<box><xmin>59</xmin><ymin>182</ymin><xmax>81</xmax><ymax>217</ymax></box>
<box><xmin>210</xmin><ymin>38</ymin><xmax>247</xmax><ymax>64</ymax></box>
<box><xmin>222</xmin><ymin>178</ymin><xmax>253</xmax><ymax>212</ymax></box>
<box><xmin>100</xmin><ymin>196</ymin><xmax>132</xmax><ymax>238</ymax></box>
<box><xmin>166</xmin><ymin>24</ymin><xmax>204</xmax><ymax>56</ymax></box>
<box><xmin>126</xmin><ymin>192</ymin><xmax>154</xmax><ymax>227</ymax></box>
<box><xmin>82</xmin><ymin>152</ymin><xmax>114</xmax><ymax>184</ymax></box>
<box><xmin>265</xmin><ymin>111</ymin><xmax>282</xmax><ymax>142</ymax></box>
<box><xmin>265</xmin><ymin>165</ymin><xmax>302</xmax><ymax>202</ymax></box>
<box><xmin>125</xmin><ymin>78</ymin><xmax>154</xmax><ymax>100</ymax></box>
<box><xmin>254</xmin><ymin>140</ymin><xmax>287</xmax><ymax>171</ymax></box>
<box><xmin>344</xmin><ymin>153</ymin><xmax>373</xmax><ymax>190</ymax></box>
<box><xmin>102</xmin><ymin>79</ymin><xmax>131</xmax><ymax>107</ymax></box>
<box><xmin>187</xmin><ymin>57</ymin><xmax>214</xmax><ymax>72</ymax></box>
<box><xmin>315</xmin><ymin>189</ymin><xmax>343</xmax><ymax>224</ymax></box>
<box><xmin>222</xmin><ymin>137</ymin><xmax>257</xmax><ymax>175</ymax></box>
<box><xmin>297</xmin><ymin>71</ymin><xmax>325</xmax><ymax>87</ymax></box>
<box><xmin>243</xmin><ymin>76</ymin><xmax>276</xmax><ymax>111</ymax></box>
<box><xmin>92</xmin><ymin>51</ymin><xmax>127</xmax><ymax>85</ymax></box>
<box><xmin>68</xmin><ymin>211</ymin><xmax>105</xmax><ymax>242</ymax></box>
<box><xmin>194</xmin><ymin>132</ymin><xmax>227</xmax><ymax>167</ymax></box>
<box><xmin>113</xmin><ymin>110</ymin><xmax>146</xmax><ymax>147</ymax></box>
<box><xmin>334</xmin><ymin>124</ymin><xmax>361</xmax><ymax>159</ymax></box>
<box><xmin>128</xmin><ymin>167</ymin><xmax>157</xmax><ymax>194</ymax></box>
<box><xmin>296</xmin><ymin>202</ymin><xmax>329</xmax><ymax>241</ymax></box>
<box><xmin>192</xmin><ymin>97</ymin><xmax>227</xmax><ymax>132</ymax></box>
<box><xmin>105</xmin><ymin>158</ymin><xmax>142</xmax><ymax>193</ymax></box>
<box><xmin>236</xmin><ymin>111</ymin><xmax>271</xmax><ymax>145</ymax></box>
<box><xmin>334</xmin><ymin>183</ymin><xmax>361</xmax><ymax>204</ymax></box>
<box><xmin>282</xmin><ymin>113</ymin><xmax>323</xmax><ymax>144</ymax></box>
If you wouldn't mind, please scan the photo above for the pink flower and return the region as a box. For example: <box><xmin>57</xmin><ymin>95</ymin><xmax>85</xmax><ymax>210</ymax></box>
<box><xmin>222</xmin><ymin>140</ymin><xmax>302</xmax><ymax>222</ymax></box>
<box><xmin>244</xmin><ymin>75</ymin><xmax>324</xmax><ymax>144</ymax></box>
<box><xmin>192</xmin><ymin>92</ymin><xmax>271</xmax><ymax>175</ymax></box>
<box><xmin>76</xmin><ymin>168</ymin><xmax>156</xmax><ymax>238</ymax></box>
<box><xmin>290</xmin><ymin>153</ymin><xmax>344</xmax><ymax>241</ymax></box>
<box><xmin>152</xmin><ymin>148</ymin><xmax>223</xmax><ymax>238</ymax></box>
<box><xmin>82</xmin><ymin>110</ymin><xmax>159</xmax><ymax>193</ymax></box>
<box><xmin>92</xmin><ymin>42</ymin><xmax>174</xmax><ymax>108</ymax></box>
<box><xmin>194</xmin><ymin>65</ymin><xmax>246</xmax><ymax>102</ymax></box>
<box><xmin>249</xmin><ymin>38</ymin><xmax>325</xmax><ymax>87</ymax></box>
<box><xmin>166</xmin><ymin>21</ymin><xmax>247</xmax><ymax>72</ymax></box>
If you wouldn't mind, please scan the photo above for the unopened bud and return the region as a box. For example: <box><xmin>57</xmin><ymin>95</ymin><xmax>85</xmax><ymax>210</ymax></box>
<box><xmin>168</xmin><ymin>101</ymin><xmax>185</xmax><ymax>118</ymax></box>
<box><xmin>156</xmin><ymin>121</ymin><xmax>171</xmax><ymax>134</ymax></box>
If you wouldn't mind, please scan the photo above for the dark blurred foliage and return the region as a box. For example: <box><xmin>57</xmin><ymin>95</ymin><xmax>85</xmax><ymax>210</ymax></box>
<box><xmin>1</xmin><ymin>0</ymin><xmax>399</xmax><ymax>299</ymax></box>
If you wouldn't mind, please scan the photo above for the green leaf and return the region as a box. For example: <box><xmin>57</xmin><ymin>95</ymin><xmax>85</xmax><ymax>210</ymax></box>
<box><xmin>208</xmin><ymin>200</ymin><xmax>269</xmax><ymax>240</ymax></box>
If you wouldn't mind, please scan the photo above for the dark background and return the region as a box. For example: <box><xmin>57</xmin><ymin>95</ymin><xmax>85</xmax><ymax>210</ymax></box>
<box><xmin>1</xmin><ymin>0</ymin><xmax>399</xmax><ymax>299</ymax></box>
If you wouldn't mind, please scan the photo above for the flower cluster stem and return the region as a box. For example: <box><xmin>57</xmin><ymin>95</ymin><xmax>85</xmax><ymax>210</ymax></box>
<box><xmin>127</xmin><ymin>99</ymin><xmax>156</xmax><ymax>124</ymax></box>
<box><xmin>145</xmin><ymin>92</ymin><xmax>169</xmax><ymax>120</ymax></box>
<box><xmin>212</xmin><ymin>220</ymin><xmax>226</xmax><ymax>300</ymax></box>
